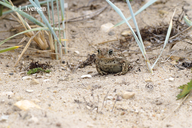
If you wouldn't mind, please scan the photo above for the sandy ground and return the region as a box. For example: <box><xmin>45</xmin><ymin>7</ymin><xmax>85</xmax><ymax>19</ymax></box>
<box><xmin>1</xmin><ymin>0</ymin><xmax>192</xmax><ymax>128</ymax></box>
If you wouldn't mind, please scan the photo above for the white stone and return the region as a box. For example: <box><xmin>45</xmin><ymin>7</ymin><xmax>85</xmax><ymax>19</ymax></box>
<box><xmin>22</xmin><ymin>76</ymin><xmax>32</xmax><ymax>80</ymax></box>
<box><xmin>74</xmin><ymin>51</ymin><xmax>80</xmax><ymax>54</ymax></box>
<box><xmin>30</xmin><ymin>79</ymin><xmax>40</xmax><ymax>85</ymax></box>
<box><xmin>169</xmin><ymin>77</ymin><xmax>174</xmax><ymax>82</ymax></box>
<box><xmin>81</xmin><ymin>75</ymin><xmax>92</xmax><ymax>79</ymax></box>
<box><xmin>26</xmin><ymin>90</ymin><xmax>34</xmax><ymax>93</ymax></box>
<box><xmin>122</xmin><ymin>92</ymin><xmax>135</xmax><ymax>99</ymax></box>
<box><xmin>0</xmin><ymin>115</ymin><xmax>9</xmax><ymax>122</ymax></box>
<box><xmin>101</xmin><ymin>23</ymin><xmax>114</xmax><ymax>32</ymax></box>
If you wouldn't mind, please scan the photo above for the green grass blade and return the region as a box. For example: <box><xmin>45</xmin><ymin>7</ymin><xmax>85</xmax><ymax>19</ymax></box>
<box><xmin>0</xmin><ymin>1</ymin><xmax>45</xmax><ymax>27</ymax></box>
<box><xmin>151</xmin><ymin>10</ymin><xmax>176</xmax><ymax>69</ymax></box>
<box><xmin>0</xmin><ymin>27</ymin><xmax>48</xmax><ymax>46</ymax></box>
<box><xmin>47</xmin><ymin>0</ymin><xmax>51</xmax><ymax>22</ymax></box>
<box><xmin>29</xmin><ymin>0</ymin><xmax>60</xmax><ymax>44</ymax></box>
<box><xmin>0</xmin><ymin>46</ymin><xmax>21</xmax><ymax>53</ymax></box>
<box><xmin>184</xmin><ymin>16</ymin><xmax>192</xmax><ymax>26</ymax></box>
<box><xmin>106</xmin><ymin>0</ymin><xmax>153</xmax><ymax>73</ymax></box>
<box><xmin>126</xmin><ymin>0</ymin><xmax>144</xmax><ymax>51</ymax></box>
<box><xmin>51</xmin><ymin>0</ymin><xmax>57</xmax><ymax>59</ymax></box>
<box><xmin>2</xmin><ymin>0</ymin><xmax>10</xmax><ymax>5</ymax></box>
<box><xmin>114</xmin><ymin>0</ymin><xmax>157</xmax><ymax>27</ymax></box>
<box><xmin>60</xmin><ymin>0</ymin><xmax>65</xmax><ymax>20</ymax></box>
<box><xmin>106</xmin><ymin>0</ymin><xmax>145</xmax><ymax>58</ymax></box>
<box><xmin>56</xmin><ymin>0</ymin><xmax>62</xmax><ymax>57</ymax></box>
<box><xmin>0</xmin><ymin>5</ymin><xmax>3</xmax><ymax>16</ymax></box>
<box><xmin>60</xmin><ymin>0</ymin><xmax>67</xmax><ymax>54</ymax></box>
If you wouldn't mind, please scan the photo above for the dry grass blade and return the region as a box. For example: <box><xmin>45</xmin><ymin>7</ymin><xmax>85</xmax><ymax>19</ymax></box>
<box><xmin>151</xmin><ymin>9</ymin><xmax>176</xmax><ymax>69</ymax></box>
<box><xmin>48</xmin><ymin>31</ymin><xmax>55</xmax><ymax>59</ymax></box>
<box><xmin>161</xmin><ymin>93</ymin><xmax>190</xmax><ymax>128</ymax></box>
<box><xmin>14</xmin><ymin>31</ymin><xmax>40</xmax><ymax>67</ymax></box>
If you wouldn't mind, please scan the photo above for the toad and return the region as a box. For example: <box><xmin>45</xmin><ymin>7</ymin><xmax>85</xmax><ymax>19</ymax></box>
<box><xmin>95</xmin><ymin>48</ymin><xmax>130</xmax><ymax>75</ymax></box>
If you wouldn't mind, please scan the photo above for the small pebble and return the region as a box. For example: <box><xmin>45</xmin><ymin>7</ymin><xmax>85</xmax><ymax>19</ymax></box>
<box><xmin>0</xmin><ymin>99</ymin><xmax>5</xmax><ymax>103</ymax></box>
<box><xmin>26</xmin><ymin>90</ymin><xmax>34</xmax><ymax>93</ymax></box>
<box><xmin>44</xmin><ymin>79</ymin><xmax>51</xmax><ymax>82</ymax></box>
<box><xmin>9</xmin><ymin>73</ymin><xmax>13</xmax><ymax>75</ymax></box>
<box><xmin>121</xmin><ymin>30</ymin><xmax>131</xmax><ymax>36</ymax></box>
<box><xmin>81</xmin><ymin>75</ymin><xmax>92</xmax><ymax>79</ymax></box>
<box><xmin>145</xmin><ymin>79</ymin><xmax>152</xmax><ymax>82</ymax></box>
<box><xmin>28</xmin><ymin>116</ymin><xmax>39</xmax><ymax>124</ymax></box>
<box><xmin>74</xmin><ymin>51</ymin><xmax>80</xmax><ymax>54</ymax></box>
<box><xmin>108</xmin><ymin>31</ymin><xmax>115</xmax><ymax>36</ymax></box>
<box><xmin>30</xmin><ymin>79</ymin><xmax>39</xmax><ymax>85</ymax></box>
<box><xmin>116</xmin><ymin>96</ymin><xmax>122</xmax><ymax>101</ymax></box>
<box><xmin>0</xmin><ymin>115</ymin><xmax>9</xmax><ymax>122</ymax></box>
<box><xmin>107</xmin><ymin>96</ymin><xmax>113</xmax><ymax>100</ymax></box>
<box><xmin>56</xmin><ymin>123</ymin><xmax>61</xmax><ymax>127</ymax></box>
<box><xmin>8</xmin><ymin>102</ymin><xmax>13</xmax><ymax>106</ymax></box>
<box><xmin>122</xmin><ymin>92</ymin><xmax>135</xmax><ymax>99</ymax></box>
<box><xmin>169</xmin><ymin>77</ymin><xmax>174</xmax><ymax>82</ymax></box>
<box><xmin>101</xmin><ymin>22</ymin><xmax>114</xmax><ymax>32</ymax></box>
<box><xmin>121</xmin><ymin>112</ymin><xmax>125</xmax><ymax>116</ymax></box>
<box><xmin>22</xmin><ymin>76</ymin><xmax>32</xmax><ymax>80</ymax></box>
<box><xmin>72</xmin><ymin>1</ymin><xmax>77</xmax><ymax>6</ymax></box>
<box><xmin>155</xmin><ymin>99</ymin><xmax>163</xmax><ymax>105</ymax></box>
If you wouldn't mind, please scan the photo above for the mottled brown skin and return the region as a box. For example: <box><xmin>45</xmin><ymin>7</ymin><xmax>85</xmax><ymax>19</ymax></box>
<box><xmin>95</xmin><ymin>48</ymin><xmax>129</xmax><ymax>75</ymax></box>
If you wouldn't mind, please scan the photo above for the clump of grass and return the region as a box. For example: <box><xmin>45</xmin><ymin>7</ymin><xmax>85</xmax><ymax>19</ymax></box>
<box><xmin>27</xmin><ymin>67</ymin><xmax>51</xmax><ymax>75</ymax></box>
<box><xmin>177</xmin><ymin>79</ymin><xmax>192</xmax><ymax>100</ymax></box>
<box><xmin>0</xmin><ymin>0</ymin><xmax>66</xmax><ymax>65</ymax></box>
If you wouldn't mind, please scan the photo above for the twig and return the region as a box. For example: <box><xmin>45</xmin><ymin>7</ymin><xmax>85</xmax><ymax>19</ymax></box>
<box><xmin>55</xmin><ymin>4</ymin><xmax>108</xmax><ymax>25</ymax></box>
<box><xmin>184</xmin><ymin>40</ymin><xmax>192</xmax><ymax>45</ymax></box>
<box><xmin>87</xmin><ymin>0</ymin><xmax>97</xmax><ymax>6</ymax></box>
<box><xmin>111</xmin><ymin>96</ymin><xmax>117</xmax><ymax>112</ymax></box>
<box><xmin>147</xmin><ymin>25</ymin><xmax>192</xmax><ymax>51</ymax></box>
<box><xmin>83</xmin><ymin>97</ymin><xmax>88</xmax><ymax>105</ymax></box>
<box><xmin>96</xmin><ymin>39</ymin><xmax>118</xmax><ymax>46</ymax></box>
<box><xmin>101</xmin><ymin>90</ymin><xmax>110</xmax><ymax>111</ymax></box>
<box><xmin>169</xmin><ymin>26</ymin><xmax>192</xmax><ymax>40</ymax></box>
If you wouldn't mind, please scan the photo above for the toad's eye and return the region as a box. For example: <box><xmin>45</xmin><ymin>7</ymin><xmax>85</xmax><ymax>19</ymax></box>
<box><xmin>108</xmin><ymin>49</ymin><xmax>113</xmax><ymax>55</ymax></box>
<box><xmin>97</xmin><ymin>49</ymin><xmax>100</xmax><ymax>54</ymax></box>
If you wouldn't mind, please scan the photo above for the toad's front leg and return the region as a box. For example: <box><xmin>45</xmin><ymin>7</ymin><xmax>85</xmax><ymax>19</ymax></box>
<box><xmin>96</xmin><ymin>65</ymin><xmax>108</xmax><ymax>75</ymax></box>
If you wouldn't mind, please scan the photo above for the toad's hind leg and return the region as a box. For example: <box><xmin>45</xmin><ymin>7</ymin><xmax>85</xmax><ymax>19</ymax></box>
<box><xmin>115</xmin><ymin>62</ymin><xmax>128</xmax><ymax>75</ymax></box>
